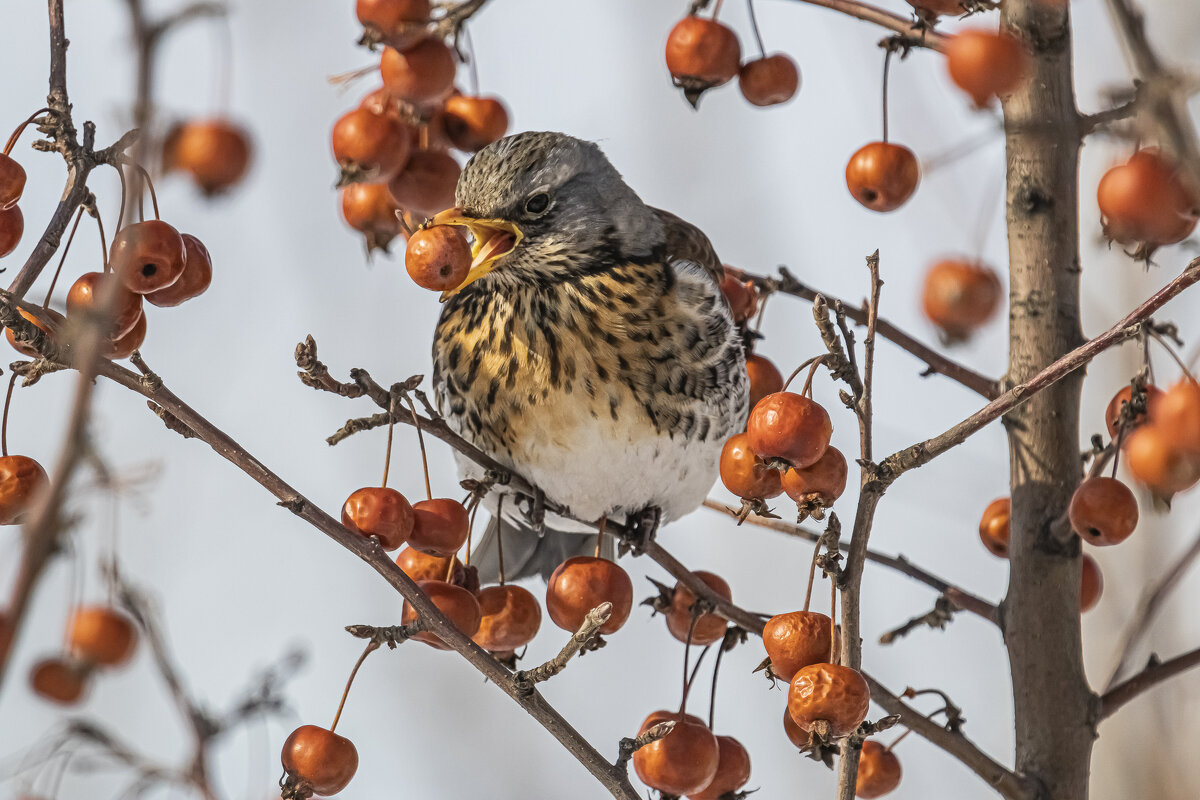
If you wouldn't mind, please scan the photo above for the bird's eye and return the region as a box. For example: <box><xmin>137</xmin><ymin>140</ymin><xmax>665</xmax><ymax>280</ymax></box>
<box><xmin>524</xmin><ymin>193</ymin><xmax>550</xmax><ymax>215</ymax></box>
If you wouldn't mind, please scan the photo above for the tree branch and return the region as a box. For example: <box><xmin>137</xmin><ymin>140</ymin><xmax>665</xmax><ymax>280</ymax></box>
<box><xmin>1102</xmin><ymin>525</ymin><xmax>1200</xmax><ymax>690</ymax></box>
<box><xmin>702</xmin><ymin>499</ymin><xmax>1000</xmax><ymax>623</ymax></box>
<box><xmin>878</xmin><ymin>257</ymin><xmax>1200</xmax><ymax>486</ymax></box>
<box><xmin>1100</xmin><ymin>647</ymin><xmax>1200</xmax><ymax>720</ymax></box>
<box><xmin>775</xmin><ymin>0</ymin><xmax>949</xmax><ymax>52</ymax></box>
<box><xmin>735</xmin><ymin>266</ymin><xmax>999</xmax><ymax>399</ymax></box>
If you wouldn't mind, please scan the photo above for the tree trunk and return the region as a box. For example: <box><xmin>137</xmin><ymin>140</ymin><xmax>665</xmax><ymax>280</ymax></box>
<box><xmin>1001</xmin><ymin>2</ymin><xmax>1099</xmax><ymax>799</ymax></box>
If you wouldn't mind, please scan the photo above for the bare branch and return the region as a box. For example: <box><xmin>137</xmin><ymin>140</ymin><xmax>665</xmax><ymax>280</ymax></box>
<box><xmin>1101</xmin><ymin>647</ymin><xmax>1200</xmax><ymax>720</ymax></box>
<box><xmin>514</xmin><ymin>603</ymin><xmax>612</xmax><ymax>695</ymax></box>
<box><xmin>737</xmin><ymin>266</ymin><xmax>999</xmax><ymax>399</ymax></box>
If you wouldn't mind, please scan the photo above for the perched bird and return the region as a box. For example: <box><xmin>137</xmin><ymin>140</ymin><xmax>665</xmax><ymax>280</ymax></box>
<box><xmin>431</xmin><ymin>131</ymin><xmax>747</xmax><ymax>580</ymax></box>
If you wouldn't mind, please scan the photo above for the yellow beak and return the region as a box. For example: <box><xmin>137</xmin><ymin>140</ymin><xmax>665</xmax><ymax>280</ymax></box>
<box><xmin>429</xmin><ymin>208</ymin><xmax>524</xmax><ymax>301</ymax></box>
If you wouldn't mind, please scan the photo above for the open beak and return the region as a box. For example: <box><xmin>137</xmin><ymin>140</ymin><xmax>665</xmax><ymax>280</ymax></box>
<box><xmin>429</xmin><ymin>208</ymin><xmax>523</xmax><ymax>301</ymax></box>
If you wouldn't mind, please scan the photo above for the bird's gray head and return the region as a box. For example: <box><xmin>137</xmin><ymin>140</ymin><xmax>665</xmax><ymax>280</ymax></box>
<box><xmin>432</xmin><ymin>132</ymin><xmax>664</xmax><ymax>296</ymax></box>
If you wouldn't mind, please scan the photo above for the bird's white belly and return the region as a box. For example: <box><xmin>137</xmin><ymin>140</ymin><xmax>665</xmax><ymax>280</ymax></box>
<box><xmin>454</xmin><ymin>414</ymin><xmax>723</xmax><ymax>533</ymax></box>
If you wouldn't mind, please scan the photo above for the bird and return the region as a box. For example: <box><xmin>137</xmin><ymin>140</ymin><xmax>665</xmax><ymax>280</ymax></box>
<box><xmin>429</xmin><ymin>131</ymin><xmax>748</xmax><ymax>581</ymax></box>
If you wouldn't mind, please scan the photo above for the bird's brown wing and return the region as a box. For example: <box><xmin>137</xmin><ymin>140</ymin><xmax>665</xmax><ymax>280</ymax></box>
<box><xmin>652</xmin><ymin>207</ymin><xmax>724</xmax><ymax>284</ymax></box>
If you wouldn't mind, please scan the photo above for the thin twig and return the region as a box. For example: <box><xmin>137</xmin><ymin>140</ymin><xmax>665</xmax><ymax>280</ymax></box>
<box><xmin>514</xmin><ymin>603</ymin><xmax>612</xmax><ymax>695</ymax></box>
<box><xmin>1100</xmin><ymin>646</ymin><xmax>1200</xmax><ymax>720</ymax></box>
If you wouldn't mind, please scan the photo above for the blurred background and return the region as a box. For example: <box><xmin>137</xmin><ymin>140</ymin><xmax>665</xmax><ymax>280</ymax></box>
<box><xmin>2</xmin><ymin>0</ymin><xmax>1199</xmax><ymax>797</ymax></box>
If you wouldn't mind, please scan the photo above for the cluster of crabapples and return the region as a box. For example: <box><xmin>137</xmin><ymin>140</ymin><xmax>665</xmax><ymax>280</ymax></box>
<box><xmin>26</xmin><ymin>606</ymin><xmax>139</xmax><ymax>706</ymax></box>
<box><xmin>978</xmin><ymin>376</ymin><xmax>1200</xmax><ymax>614</ymax></box>
<box><xmin>336</xmin><ymin>0</ymin><xmax>511</xmax><ymax>254</ymax></box>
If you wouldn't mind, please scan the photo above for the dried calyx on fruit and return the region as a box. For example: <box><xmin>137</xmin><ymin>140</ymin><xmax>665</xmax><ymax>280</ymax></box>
<box><xmin>665</xmin><ymin>15</ymin><xmax>741</xmax><ymax>107</ymax></box>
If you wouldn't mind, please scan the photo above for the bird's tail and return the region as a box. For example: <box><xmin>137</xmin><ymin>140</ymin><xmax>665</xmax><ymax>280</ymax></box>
<box><xmin>471</xmin><ymin>514</ymin><xmax>616</xmax><ymax>583</ymax></box>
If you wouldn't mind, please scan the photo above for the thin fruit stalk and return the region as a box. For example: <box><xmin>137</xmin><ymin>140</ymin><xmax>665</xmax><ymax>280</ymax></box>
<box><xmin>1000</xmin><ymin>2</ymin><xmax>1096</xmax><ymax>799</ymax></box>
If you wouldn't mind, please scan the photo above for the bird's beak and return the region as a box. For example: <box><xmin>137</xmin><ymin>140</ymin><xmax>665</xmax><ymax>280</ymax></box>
<box><xmin>429</xmin><ymin>208</ymin><xmax>524</xmax><ymax>301</ymax></box>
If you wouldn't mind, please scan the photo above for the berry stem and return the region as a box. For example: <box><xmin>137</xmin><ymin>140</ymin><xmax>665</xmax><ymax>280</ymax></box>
<box><xmin>330</xmin><ymin>639</ymin><xmax>380</xmax><ymax>733</ymax></box>
<box><xmin>803</xmin><ymin>537</ymin><xmax>821</xmax><ymax>612</ymax></box>
<box><xmin>680</xmin><ymin>610</ymin><xmax>700</xmax><ymax>715</ymax></box>
<box><xmin>42</xmin><ymin>205</ymin><xmax>85</xmax><ymax>308</ymax></box>
<box><xmin>1148</xmin><ymin>326</ymin><xmax>1198</xmax><ymax>384</ymax></box>
<box><xmin>404</xmin><ymin>394</ymin><xmax>433</xmax><ymax>502</ymax></box>
<box><xmin>746</xmin><ymin>0</ymin><xmax>767</xmax><ymax>59</ymax></box>
<box><xmin>115</xmin><ymin>164</ymin><xmax>129</xmax><ymax>238</ymax></box>
<box><xmin>712</xmin><ymin>0</ymin><xmax>726</xmax><ymax>21</ymax></box>
<box><xmin>496</xmin><ymin>494</ymin><xmax>506</xmax><ymax>586</ymax></box>
<box><xmin>800</xmin><ymin>355</ymin><xmax>827</xmax><ymax>398</ymax></box>
<box><xmin>3</xmin><ymin>107</ymin><xmax>52</xmax><ymax>156</ymax></box>
<box><xmin>381</xmin><ymin>397</ymin><xmax>396</xmax><ymax>489</ymax></box>
<box><xmin>881</xmin><ymin>47</ymin><xmax>894</xmax><ymax>144</ymax></box>
<box><xmin>463</xmin><ymin>25</ymin><xmax>480</xmax><ymax>97</ymax></box>
<box><xmin>595</xmin><ymin>515</ymin><xmax>606</xmax><ymax>560</ymax></box>
<box><xmin>680</xmin><ymin>641</ymin><xmax>712</xmax><ymax>718</ymax></box>
<box><xmin>708</xmin><ymin>635</ymin><xmax>727</xmax><ymax>730</ymax></box>
<box><xmin>781</xmin><ymin>354</ymin><xmax>825</xmax><ymax>393</ymax></box>
<box><xmin>94</xmin><ymin>202</ymin><xmax>110</xmax><ymax>273</ymax></box>
<box><xmin>129</xmin><ymin>161</ymin><xmax>160</xmax><ymax>221</ymax></box>
<box><xmin>829</xmin><ymin>576</ymin><xmax>838</xmax><ymax>665</ymax></box>
<box><xmin>885</xmin><ymin>727</ymin><xmax>913</xmax><ymax>752</ymax></box>
<box><xmin>464</xmin><ymin>501</ymin><xmax>478</xmax><ymax>567</ymax></box>
<box><xmin>1</xmin><ymin>372</ymin><xmax>16</xmax><ymax>457</ymax></box>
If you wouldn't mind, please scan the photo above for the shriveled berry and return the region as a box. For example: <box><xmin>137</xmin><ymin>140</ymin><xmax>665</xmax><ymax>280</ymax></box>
<box><xmin>0</xmin><ymin>205</ymin><xmax>24</xmax><ymax>258</ymax></box>
<box><xmin>945</xmin><ymin>29</ymin><xmax>1032</xmax><ymax>109</ymax></box>
<box><xmin>738</xmin><ymin>53</ymin><xmax>800</xmax><ymax>107</ymax></box>
<box><xmin>332</xmin><ymin>107</ymin><xmax>411</xmax><ymax>183</ymax></box>
<box><xmin>342</xmin><ymin>486</ymin><xmax>414</xmax><ymax>550</ymax></box>
<box><xmin>845</xmin><ymin>142</ymin><xmax>920</xmax><ymax>212</ymax></box>
<box><xmin>405</xmin><ymin>225</ymin><xmax>472</xmax><ymax>291</ymax></box>
<box><xmin>689</xmin><ymin>734</ymin><xmax>751</xmax><ymax>800</ymax></box>
<box><xmin>407</xmin><ymin>497</ymin><xmax>469</xmax><ymax>557</ymax></box>
<box><xmin>281</xmin><ymin>724</ymin><xmax>359</xmax><ymax>795</ymax></box>
<box><xmin>787</xmin><ymin>662</ymin><xmax>871</xmax><ymax>737</ymax></box>
<box><xmin>400</xmin><ymin>579</ymin><xmax>482</xmax><ymax>649</ymax></box>
<box><xmin>442</xmin><ymin>95</ymin><xmax>509</xmax><ymax>152</ymax></box>
<box><xmin>109</xmin><ymin>220</ymin><xmax>187</xmax><ymax>295</ymax></box>
<box><xmin>978</xmin><ymin>497</ymin><xmax>1010</xmax><ymax>558</ymax></box>
<box><xmin>719</xmin><ymin>432</ymin><xmax>783</xmax><ymax>500</ymax></box>
<box><xmin>782</xmin><ymin>446</ymin><xmax>848</xmax><ymax>507</ymax></box>
<box><xmin>632</xmin><ymin>710</ymin><xmax>720</xmax><ymax>797</ymax></box>
<box><xmin>387</xmin><ymin>149</ymin><xmax>460</xmax><ymax>217</ymax></box>
<box><xmin>0</xmin><ymin>454</ymin><xmax>49</xmax><ymax>525</ymax></box>
<box><xmin>546</xmin><ymin>556</ymin><xmax>634</xmax><ymax>635</ymax></box>
<box><xmin>146</xmin><ymin>234</ymin><xmax>212</xmax><ymax>307</ymax></box>
<box><xmin>341</xmin><ymin>182</ymin><xmax>403</xmax><ymax>251</ymax></box>
<box><xmin>1068</xmin><ymin>477</ymin><xmax>1137</xmax><ymax>546</ymax></box>
<box><xmin>396</xmin><ymin>546</ymin><xmax>463</xmax><ymax>584</ymax></box>
<box><xmin>380</xmin><ymin>39</ymin><xmax>457</xmax><ymax>105</ymax></box>
<box><xmin>856</xmin><ymin>740</ymin><xmax>902</xmax><ymax>798</ymax></box>
<box><xmin>763</xmin><ymin>610</ymin><xmax>833</xmax><ymax>682</ymax></box>
<box><xmin>746</xmin><ymin>392</ymin><xmax>833</xmax><ymax>469</ymax></box>
<box><xmin>921</xmin><ymin>259</ymin><xmax>1002</xmax><ymax>339</ymax></box>
<box><xmin>0</xmin><ymin>153</ymin><xmax>25</xmax><ymax>209</ymax></box>
<box><xmin>665</xmin><ymin>571</ymin><xmax>731</xmax><ymax>646</ymax></box>
<box><xmin>473</xmin><ymin>584</ymin><xmax>542</xmax><ymax>652</ymax></box>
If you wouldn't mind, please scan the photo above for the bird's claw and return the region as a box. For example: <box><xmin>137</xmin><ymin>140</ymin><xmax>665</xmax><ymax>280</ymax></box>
<box><xmin>618</xmin><ymin>506</ymin><xmax>661</xmax><ymax>556</ymax></box>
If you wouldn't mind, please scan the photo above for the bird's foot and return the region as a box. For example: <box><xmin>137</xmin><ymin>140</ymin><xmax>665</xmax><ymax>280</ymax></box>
<box><xmin>617</xmin><ymin>505</ymin><xmax>661</xmax><ymax>557</ymax></box>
